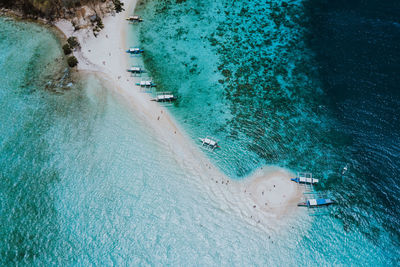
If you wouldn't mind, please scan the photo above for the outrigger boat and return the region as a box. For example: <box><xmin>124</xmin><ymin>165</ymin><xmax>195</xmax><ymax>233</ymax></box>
<box><xmin>127</xmin><ymin>66</ymin><xmax>145</xmax><ymax>74</ymax></box>
<box><xmin>291</xmin><ymin>173</ymin><xmax>319</xmax><ymax>184</ymax></box>
<box><xmin>291</xmin><ymin>172</ymin><xmax>318</xmax><ymax>194</ymax></box>
<box><xmin>126</xmin><ymin>15</ymin><xmax>143</xmax><ymax>22</ymax></box>
<box><xmin>298</xmin><ymin>198</ymin><xmax>335</xmax><ymax>207</ymax></box>
<box><xmin>150</xmin><ymin>92</ymin><xmax>176</xmax><ymax>102</ymax></box>
<box><xmin>199</xmin><ymin>137</ymin><xmax>220</xmax><ymax>150</ymax></box>
<box><xmin>126</xmin><ymin>47</ymin><xmax>144</xmax><ymax>54</ymax></box>
<box><xmin>136</xmin><ymin>80</ymin><xmax>156</xmax><ymax>87</ymax></box>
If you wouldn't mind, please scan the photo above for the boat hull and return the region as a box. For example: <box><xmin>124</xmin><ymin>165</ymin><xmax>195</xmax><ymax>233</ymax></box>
<box><xmin>291</xmin><ymin>177</ymin><xmax>318</xmax><ymax>184</ymax></box>
<box><xmin>151</xmin><ymin>98</ymin><xmax>176</xmax><ymax>102</ymax></box>
<box><xmin>297</xmin><ymin>199</ymin><xmax>335</xmax><ymax>207</ymax></box>
<box><xmin>136</xmin><ymin>83</ymin><xmax>156</xmax><ymax>87</ymax></box>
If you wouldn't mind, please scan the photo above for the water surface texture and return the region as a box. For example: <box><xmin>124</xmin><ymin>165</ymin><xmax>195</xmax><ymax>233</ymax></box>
<box><xmin>135</xmin><ymin>0</ymin><xmax>400</xmax><ymax>263</ymax></box>
<box><xmin>0</xmin><ymin>17</ymin><xmax>309</xmax><ymax>266</ymax></box>
<box><xmin>1</xmin><ymin>0</ymin><xmax>399</xmax><ymax>263</ymax></box>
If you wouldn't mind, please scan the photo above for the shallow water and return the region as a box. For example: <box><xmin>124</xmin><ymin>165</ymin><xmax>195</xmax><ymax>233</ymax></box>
<box><xmin>134</xmin><ymin>0</ymin><xmax>399</xmax><ymax>264</ymax></box>
<box><xmin>0</xmin><ymin>17</ymin><xmax>311</xmax><ymax>265</ymax></box>
<box><xmin>0</xmin><ymin>0</ymin><xmax>399</xmax><ymax>264</ymax></box>
<box><xmin>135</xmin><ymin>0</ymin><xmax>343</xmax><ymax>179</ymax></box>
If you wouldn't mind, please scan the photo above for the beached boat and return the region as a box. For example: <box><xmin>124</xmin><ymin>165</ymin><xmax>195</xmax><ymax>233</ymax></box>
<box><xmin>151</xmin><ymin>92</ymin><xmax>176</xmax><ymax>102</ymax></box>
<box><xmin>297</xmin><ymin>198</ymin><xmax>335</xmax><ymax>207</ymax></box>
<box><xmin>291</xmin><ymin>177</ymin><xmax>319</xmax><ymax>184</ymax></box>
<box><xmin>126</xmin><ymin>47</ymin><xmax>144</xmax><ymax>54</ymax></box>
<box><xmin>126</xmin><ymin>15</ymin><xmax>143</xmax><ymax>22</ymax></box>
<box><xmin>199</xmin><ymin>137</ymin><xmax>220</xmax><ymax>150</ymax></box>
<box><xmin>127</xmin><ymin>66</ymin><xmax>145</xmax><ymax>74</ymax></box>
<box><xmin>136</xmin><ymin>80</ymin><xmax>156</xmax><ymax>87</ymax></box>
<box><xmin>291</xmin><ymin>172</ymin><xmax>318</xmax><ymax>185</ymax></box>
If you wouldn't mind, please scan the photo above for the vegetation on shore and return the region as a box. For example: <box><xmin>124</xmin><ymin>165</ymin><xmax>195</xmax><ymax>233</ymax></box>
<box><xmin>62</xmin><ymin>44</ymin><xmax>72</xmax><ymax>55</ymax></box>
<box><xmin>62</xmin><ymin>37</ymin><xmax>80</xmax><ymax>67</ymax></box>
<box><xmin>0</xmin><ymin>0</ymin><xmax>123</xmax><ymax>20</ymax></box>
<box><xmin>62</xmin><ymin>37</ymin><xmax>80</xmax><ymax>55</ymax></box>
<box><xmin>113</xmin><ymin>0</ymin><xmax>124</xmax><ymax>13</ymax></box>
<box><xmin>67</xmin><ymin>56</ymin><xmax>78</xmax><ymax>67</ymax></box>
<box><xmin>0</xmin><ymin>0</ymin><xmax>125</xmax><ymax>68</ymax></box>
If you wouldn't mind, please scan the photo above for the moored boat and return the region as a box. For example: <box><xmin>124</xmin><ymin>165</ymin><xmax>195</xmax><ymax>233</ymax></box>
<box><xmin>126</xmin><ymin>15</ymin><xmax>143</xmax><ymax>22</ymax></box>
<box><xmin>199</xmin><ymin>137</ymin><xmax>220</xmax><ymax>149</ymax></box>
<box><xmin>136</xmin><ymin>80</ymin><xmax>156</xmax><ymax>87</ymax></box>
<box><xmin>150</xmin><ymin>92</ymin><xmax>176</xmax><ymax>102</ymax></box>
<box><xmin>291</xmin><ymin>176</ymin><xmax>319</xmax><ymax>184</ymax></box>
<box><xmin>127</xmin><ymin>66</ymin><xmax>144</xmax><ymax>73</ymax></box>
<box><xmin>298</xmin><ymin>198</ymin><xmax>335</xmax><ymax>207</ymax></box>
<box><xmin>126</xmin><ymin>47</ymin><xmax>144</xmax><ymax>54</ymax></box>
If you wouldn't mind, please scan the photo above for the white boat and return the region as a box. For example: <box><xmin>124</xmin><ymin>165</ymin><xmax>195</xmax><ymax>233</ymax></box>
<box><xmin>136</xmin><ymin>80</ymin><xmax>156</xmax><ymax>87</ymax></box>
<box><xmin>151</xmin><ymin>92</ymin><xmax>176</xmax><ymax>102</ymax></box>
<box><xmin>127</xmin><ymin>66</ymin><xmax>144</xmax><ymax>73</ymax></box>
<box><xmin>298</xmin><ymin>198</ymin><xmax>335</xmax><ymax>207</ymax></box>
<box><xmin>291</xmin><ymin>176</ymin><xmax>319</xmax><ymax>184</ymax></box>
<box><xmin>199</xmin><ymin>137</ymin><xmax>220</xmax><ymax>149</ymax></box>
<box><xmin>126</xmin><ymin>15</ymin><xmax>143</xmax><ymax>22</ymax></box>
<box><xmin>291</xmin><ymin>172</ymin><xmax>318</xmax><ymax>184</ymax></box>
<box><xmin>126</xmin><ymin>47</ymin><xmax>144</xmax><ymax>54</ymax></box>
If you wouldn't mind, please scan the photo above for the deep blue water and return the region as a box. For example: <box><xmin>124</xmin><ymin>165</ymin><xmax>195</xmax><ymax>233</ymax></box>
<box><xmin>135</xmin><ymin>0</ymin><xmax>400</xmax><ymax>263</ymax></box>
<box><xmin>0</xmin><ymin>0</ymin><xmax>399</xmax><ymax>264</ymax></box>
<box><xmin>306</xmin><ymin>0</ymin><xmax>400</xmax><ymax>247</ymax></box>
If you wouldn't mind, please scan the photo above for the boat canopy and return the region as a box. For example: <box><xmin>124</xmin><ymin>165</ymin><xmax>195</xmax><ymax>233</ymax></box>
<box><xmin>308</xmin><ymin>199</ymin><xmax>318</xmax><ymax>206</ymax></box>
<box><xmin>291</xmin><ymin>172</ymin><xmax>319</xmax><ymax>184</ymax></box>
<box><xmin>308</xmin><ymin>198</ymin><xmax>333</xmax><ymax>206</ymax></box>
<box><xmin>299</xmin><ymin>177</ymin><xmax>319</xmax><ymax>184</ymax></box>
<box><xmin>140</xmin><ymin>81</ymin><xmax>152</xmax><ymax>86</ymax></box>
<box><xmin>156</xmin><ymin>94</ymin><xmax>174</xmax><ymax>100</ymax></box>
<box><xmin>199</xmin><ymin>137</ymin><xmax>219</xmax><ymax>150</ymax></box>
<box><xmin>127</xmin><ymin>15</ymin><xmax>142</xmax><ymax>21</ymax></box>
<box><xmin>203</xmin><ymin>138</ymin><xmax>216</xmax><ymax>146</ymax></box>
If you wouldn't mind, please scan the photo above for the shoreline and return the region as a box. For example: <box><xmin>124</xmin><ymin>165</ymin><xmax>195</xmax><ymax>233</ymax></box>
<box><xmin>53</xmin><ymin>0</ymin><xmax>305</xmax><ymax>231</ymax></box>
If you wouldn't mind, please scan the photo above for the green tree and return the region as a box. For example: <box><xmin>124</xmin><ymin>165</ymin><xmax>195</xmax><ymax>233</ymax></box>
<box><xmin>113</xmin><ymin>0</ymin><xmax>124</xmax><ymax>13</ymax></box>
<box><xmin>67</xmin><ymin>56</ymin><xmax>78</xmax><ymax>67</ymax></box>
<box><xmin>62</xmin><ymin>44</ymin><xmax>72</xmax><ymax>55</ymax></box>
<box><xmin>67</xmin><ymin>36</ymin><xmax>80</xmax><ymax>48</ymax></box>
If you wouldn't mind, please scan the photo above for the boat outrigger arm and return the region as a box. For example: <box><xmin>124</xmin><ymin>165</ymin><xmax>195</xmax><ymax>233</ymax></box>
<box><xmin>297</xmin><ymin>198</ymin><xmax>335</xmax><ymax>207</ymax></box>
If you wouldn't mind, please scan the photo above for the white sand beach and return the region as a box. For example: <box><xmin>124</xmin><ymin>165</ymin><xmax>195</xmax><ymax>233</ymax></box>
<box><xmin>55</xmin><ymin>0</ymin><xmax>305</xmax><ymax>231</ymax></box>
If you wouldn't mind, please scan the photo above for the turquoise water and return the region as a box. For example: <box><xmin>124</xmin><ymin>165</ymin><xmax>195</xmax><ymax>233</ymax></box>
<box><xmin>135</xmin><ymin>0</ymin><xmax>343</xmax><ymax>179</ymax></box>
<box><xmin>0</xmin><ymin>17</ymin><xmax>309</xmax><ymax>265</ymax></box>
<box><xmin>0</xmin><ymin>4</ymin><xmax>398</xmax><ymax>266</ymax></box>
<box><xmin>133</xmin><ymin>0</ymin><xmax>399</xmax><ymax>264</ymax></box>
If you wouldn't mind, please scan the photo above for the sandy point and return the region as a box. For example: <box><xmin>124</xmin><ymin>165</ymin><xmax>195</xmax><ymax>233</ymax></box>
<box><xmin>54</xmin><ymin>0</ymin><xmax>306</xmax><ymax>232</ymax></box>
<box><xmin>242</xmin><ymin>167</ymin><xmax>302</xmax><ymax>218</ymax></box>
